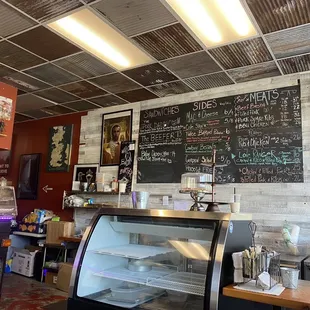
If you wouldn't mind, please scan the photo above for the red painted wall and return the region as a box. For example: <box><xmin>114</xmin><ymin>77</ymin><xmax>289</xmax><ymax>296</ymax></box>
<box><xmin>0</xmin><ymin>82</ymin><xmax>17</xmax><ymax>150</ymax></box>
<box><xmin>8</xmin><ymin>112</ymin><xmax>86</xmax><ymax>221</ymax></box>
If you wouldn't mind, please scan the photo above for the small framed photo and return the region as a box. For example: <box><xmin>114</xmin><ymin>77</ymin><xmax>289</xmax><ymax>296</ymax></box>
<box><xmin>72</xmin><ymin>164</ymin><xmax>99</xmax><ymax>190</ymax></box>
<box><xmin>100</xmin><ymin>109</ymin><xmax>132</xmax><ymax>166</ymax></box>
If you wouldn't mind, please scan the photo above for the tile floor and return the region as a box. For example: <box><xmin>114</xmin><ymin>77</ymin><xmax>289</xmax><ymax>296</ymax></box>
<box><xmin>1</xmin><ymin>274</ymin><xmax>67</xmax><ymax>310</ymax></box>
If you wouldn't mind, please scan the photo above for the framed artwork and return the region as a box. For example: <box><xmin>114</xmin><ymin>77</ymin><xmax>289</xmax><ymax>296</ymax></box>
<box><xmin>72</xmin><ymin>164</ymin><xmax>99</xmax><ymax>190</ymax></box>
<box><xmin>0</xmin><ymin>96</ymin><xmax>13</xmax><ymax>137</ymax></box>
<box><xmin>100</xmin><ymin>109</ymin><xmax>132</xmax><ymax>166</ymax></box>
<box><xmin>0</xmin><ymin>150</ymin><xmax>10</xmax><ymax>175</ymax></box>
<box><xmin>47</xmin><ymin>125</ymin><xmax>73</xmax><ymax>172</ymax></box>
<box><xmin>17</xmin><ymin>153</ymin><xmax>41</xmax><ymax>200</ymax></box>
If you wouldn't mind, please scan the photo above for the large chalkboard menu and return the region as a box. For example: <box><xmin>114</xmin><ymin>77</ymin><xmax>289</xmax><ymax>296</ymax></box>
<box><xmin>137</xmin><ymin>85</ymin><xmax>303</xmax><ymax>183</ymax></box>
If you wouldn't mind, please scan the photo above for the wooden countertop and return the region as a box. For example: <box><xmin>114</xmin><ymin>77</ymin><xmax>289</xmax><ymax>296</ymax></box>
<box><xmin>223</xmin><ymin>281</ymin><xmax>310</xmax><ymax>309</ymax></box>
<box><xmin>58</xmin><ymin>236</ymin><xmax>82</xmax><ymax>243</ymax></box>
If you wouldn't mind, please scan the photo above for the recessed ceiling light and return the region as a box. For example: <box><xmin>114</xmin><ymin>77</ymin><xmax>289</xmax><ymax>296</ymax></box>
<box><xmin>48</xmin><ymin>9</ymin><xmax>153</xmax><ymax>70</ymax></box>
<box><xmin>164</xmin><ymin>0</ymin><xmax>257</xmax><ymax>47</ymax></box>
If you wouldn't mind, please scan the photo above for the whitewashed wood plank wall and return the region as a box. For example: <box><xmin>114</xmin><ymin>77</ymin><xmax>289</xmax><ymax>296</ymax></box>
<box><xmin>75</xmin><ymin>72</ymin><xmax>310</xmax><ymax>254</ymax></box>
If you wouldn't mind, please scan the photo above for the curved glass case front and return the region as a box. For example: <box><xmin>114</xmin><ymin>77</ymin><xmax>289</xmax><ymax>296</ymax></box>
<box><xmin>75</xmin><ymin>213</ymin><xmax>218</xmax><ymax>310</ymax></box>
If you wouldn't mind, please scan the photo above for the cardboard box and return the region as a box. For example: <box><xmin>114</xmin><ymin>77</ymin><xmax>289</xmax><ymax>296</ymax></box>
<box><xmin>46</xmin><ymin>221</ymin><xmax>75</xmax><ymax>244</ymax></box>
<box><xmin>45</xmin><ymin>271</ymin><xmax>58</xmax><ymax>287</ymax></box>
<box><xmin>56</xmin><ymin>263</ymin><xmax>73</xmax><ymax>293</ymax></box>
<box><xmin>11</xmin><ymin>249</ymin><xmax>37</xmax><ymax>277</ymax></box>
<box><xmin>18</xmin><ymin>222</ymin><xmax>46</xmax><ymax>234</ymax></box>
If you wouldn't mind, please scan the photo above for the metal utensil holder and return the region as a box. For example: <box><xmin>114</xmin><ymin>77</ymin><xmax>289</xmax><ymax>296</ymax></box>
<box><xmin>242</xmin><ymin>252</ymin><xmax>281</xmax><ymax>290</ymax></box>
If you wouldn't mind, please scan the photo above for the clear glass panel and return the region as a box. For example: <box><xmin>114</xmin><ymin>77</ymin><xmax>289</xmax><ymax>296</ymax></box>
<box><xmin>77</xmin><ymin>215</ymin><xmax>216</xmax><ymax>310</ymax></box>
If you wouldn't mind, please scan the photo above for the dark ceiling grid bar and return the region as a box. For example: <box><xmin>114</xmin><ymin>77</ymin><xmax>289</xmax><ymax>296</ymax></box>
<box><xmin>127</xmin><ymin>21</ymin><xmax>180</xmax><ymax>39</ymax></box>
<box><xmin>240</xmin><ymin>0</ymin><xmax>284</xmax><ymax>76</ymax></box>
<box><xmin>83</xmin><ymin>5</ymin><xmax>167</xmax><ymax>99</ymax></box>
<box><xmin>4</xmin><ymin>24</ymin><xmax>40</xmax><ymax>40</ymax></box>
<box><xmin>158</xmin><ymin>0</ymin><xmax>238</xmax><ymax>84</ymax></box>
<box><xmin>276</xmin><ymin>51</ymin><xmax>310</xmax><ymax>62</ymax></box>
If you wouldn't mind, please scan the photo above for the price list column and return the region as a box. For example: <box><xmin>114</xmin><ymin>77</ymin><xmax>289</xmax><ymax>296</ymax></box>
<box><xmin>184</xmin><ymin>98</ymin><xmax>236</xmax><ymax>183</ymax></box>
<box><xmin>233</xmin><ymin>86</ymin><xmax>303</xmax><ymax>183</ymax></box>
<box><xmin>137</xmin><ymin>105</ymin><xmax>184</xmax><ymax>183</ymax></box>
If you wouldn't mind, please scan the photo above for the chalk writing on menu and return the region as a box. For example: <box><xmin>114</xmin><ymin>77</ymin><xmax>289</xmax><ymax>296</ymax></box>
<box><xmin>118</xmin><ymin>141</ymin><xmax>135</xmax><ymax>192</ymax></box>
<box><xmin>137</xmin><ymin>85</ymin><xmax>303</xmax><ymax>183</ymax></box>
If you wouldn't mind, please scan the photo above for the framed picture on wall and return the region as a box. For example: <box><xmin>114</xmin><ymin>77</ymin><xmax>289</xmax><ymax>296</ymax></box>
<box><xmin>72</xmin><ymin>164</ymin><xmax>99</xmax><ymax>190</ymax></box>
<box><xmin>17</xmin><ymin>153</ymin><xmax>41</xmax><ymax>200</ymax></box>
<box><xmin>47</xmin><ymin>125</ymin><xmax>73</xmax><ymax>172</ymax></box>
<box><xmin>100</xmin><ymin>109</ymin><xmax>132</xmax><ymax>166</ymax></box>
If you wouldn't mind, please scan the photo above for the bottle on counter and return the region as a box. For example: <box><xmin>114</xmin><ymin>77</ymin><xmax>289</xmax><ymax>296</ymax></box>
<box><xmin>111</xmin><ymin>177</ymin><xmax>118</xmax><ymax>193</ymax></box>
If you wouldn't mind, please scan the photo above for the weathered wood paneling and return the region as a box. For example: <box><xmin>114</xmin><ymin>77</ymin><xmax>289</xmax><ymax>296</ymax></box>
<box><xmin>77</xmin><ymin>73</ymin><xmax>310</xmax><ymax>254</ymax></box>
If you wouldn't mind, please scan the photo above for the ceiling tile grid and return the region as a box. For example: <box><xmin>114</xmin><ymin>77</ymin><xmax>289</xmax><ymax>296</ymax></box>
<box><xmin>148</xmin><ymin>80</ymin><xmax>192</xmax><ymax>97</ymax></box>
<box><xmin>123</xmin><ymin>63</ymin><xmax>178</xmax><ymax>86</ymax></box>
<box><xmin>92</xmin><ymin>0</ymin><xmax>177</xmax><ymax>37</ymax></box>
<box><xmin>184</xmin><ymin>72</ymin><xmax>235</xmax><ymax>91</ymax></box>
<box><xmin>0</xmin><ymin>41</ymin><xmax>44</xmax><ymax>70</ymax></box>
<box><xmin>0</xmin><ymin>1</ymin><xmax>37</xmax><ymax>38</ymax></box>
<box><xmin>132</xmin><ymin>23</ymin><xmax>203</xmax><ymax>60</ymax></box>
<box><xmin>0</xmin><ymin>0</ymin><xmax>309</xmax><ymax>122</ymax></box>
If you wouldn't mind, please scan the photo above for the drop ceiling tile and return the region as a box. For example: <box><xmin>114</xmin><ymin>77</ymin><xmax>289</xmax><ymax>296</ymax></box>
<box><xmin>148</xmin><ymin>81</ymin><xmax>192</xmax><ymax>97</ymax></box>
<box><xmin>0</xmin><ymin>64</ymin><xmax>16</xmax><ymax>77</ymax></box>
<box><xmin>10</xmin><ymin>26</ymin><xmax>81</xmax><ymax>60</ymax></box>
<box><xmin>123</xmin><ymin>63</ymin><xmax>177</xmax><ymax>86</ymax></box>
<box><xmin>162</xmin><ymin>52</ymin><xmax>221</xmax><ymax>79</ymax></box>
<box><xmin>90</xmin><ymin>73</ymin><xmax>140</xmax><ymax>93</ymax></box>
<box><xmin>93</xmin><ymin>0</ymin><xmax>176</xmax><ymax>37</ymax></box>
<box><xmin>53</xmin><ymin>52</ymin><xmax>115</xmax><ymax>79</ymax></box>
<box><xmin>227</xmin><ymin>61</ymin><xmax>281</xmax><ymax>83</ymax></box>
<box><xmin>184</xmin><ymin>72</ymin><xmax>234</xmax><ymax>91</ymax></box>
<box><xmin>278</xmin><ymin>54</ymin><xmax>310</xmax><ymax>74</ymax></box>
<box><xmin>59</xmin><ymin>81</ymin><xmax>107</xmax><ymax>98</ymax></box>
<box><xmin>35</xmin><ymin>88</ymin><xmax>79</xmax><ymax>104</ymax></box>
<box><xmin>265</xmin><ymin>24</ymin><xmax>310</xmax><ymax>59</ymax></box>
<box><xmin>17</xmin><ymin>89</ymin><xmax>26</xmax><ymax>95</ymax></box>
<box><xmin>16</xmin><ymin>94</ymin><xmax>54</xmax><ymax>112</ymax></box>
<box><xmin>116</xmin><ymin>88</ymin><xmax>158</xmax><ymax>102</ymax></box>
<box><xmin>0</xmin><ymin>2</ymin><xmax>37</xmax><ymax>38</ymax></box>
<box><xmin>6</xmin><ymin>0</ymin><xmax>83</xmax><ymax>22</ymax></box>
<box><xmin>89</xmin><ymin>94</ymin><xmax>128</xmax><ymax>107</ymax></box>
<box><xmin>42</xmin><ymin>105</ymin><xmax>75</xmax><ymax>115</ymax></box>
<box><xmin>246</xmin><ymin>0</ymin><xmax>310</xmax><ymax>34</ymax></box>
<box><xmin>25</xmin><ymin>63</ymin><xmax>80</xmax><ymax>86</ymax></box>
<box><xmin>0</xmin><ymin>41</ymin><xmax>44</xmax><ymax>70</ymax></box>
<box><xmin>14</xmin><ymin>113</ymin><xmax>34</xmax><ymax>122</ymax></box>
<box><xmin>63</xmin><ymin>100</ymin><xmax>99</xmax><ymax>111</ymax></box>
<box><xmin>209</xmin><ymin>38</ymin><xmax>272</xmax><ymax>70</ymax></box>
<box><xmin>22</xmin><ymin>109</ymin><xmax>54</xmax><ymax>119</ymax></box>
<box><xmin>1</xmin><ymin>71</ymin><xmax>50</xmax><ymax>92</ymax></box>
<box><xmin>132</xmin><ymin>23</ymin><xmax>203</xmax><ymax>60</ymax></box>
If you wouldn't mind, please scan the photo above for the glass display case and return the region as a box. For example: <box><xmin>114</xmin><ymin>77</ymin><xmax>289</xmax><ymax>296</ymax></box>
<box><xmin>68</xmin><ymin>209</ymin><xmax>252</xmax><ymax>310</ymax></box>
<box><xmin>0</xmin><ymin>185</ymin><xmax>17</xmax><ymax>297</ymax></box>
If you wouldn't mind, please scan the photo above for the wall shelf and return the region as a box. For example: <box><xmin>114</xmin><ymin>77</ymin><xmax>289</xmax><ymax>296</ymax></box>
<box><xmin>65</xmin><ymin>190</ymin><xmax>129</xmax><ymax>196</ymax></box>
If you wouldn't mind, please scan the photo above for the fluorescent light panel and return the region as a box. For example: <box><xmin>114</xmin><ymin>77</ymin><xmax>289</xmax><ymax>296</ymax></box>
<box><xmin>48</xmin><ymin>9</ymin><xmax>153</xmax><ymax>70</ymax></box>
<box><xmin>165</xmin><ymin>0</ymin><xmax>257</xmax><ymax>47</ymax></box>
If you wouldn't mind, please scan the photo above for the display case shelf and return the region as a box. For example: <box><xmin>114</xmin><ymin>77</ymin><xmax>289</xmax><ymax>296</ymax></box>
<box><xmin>94</xmin><ymin>244</ymin><xmax>175</xmax><ymax>260</ymax></box>
<box><xmin>147</xmin><ymin>272</ymin><xmax>206</xmax><ymax>296</ymax></box>
<box><xmin>94</xmin><ymin>267</ymin><xmax>206</xmax><ymax>297</ymax></box>
<box><xmin>94</xmin><ymin>266</ymin><xmax>174</xmax><ymax>286</ymax></box>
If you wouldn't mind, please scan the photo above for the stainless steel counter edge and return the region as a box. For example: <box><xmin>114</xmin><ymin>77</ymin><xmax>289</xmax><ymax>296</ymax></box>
<box><xmin>92</xmin><ymin>208</ymin><xmax>252</xmax><ymax>221</ymax></box>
